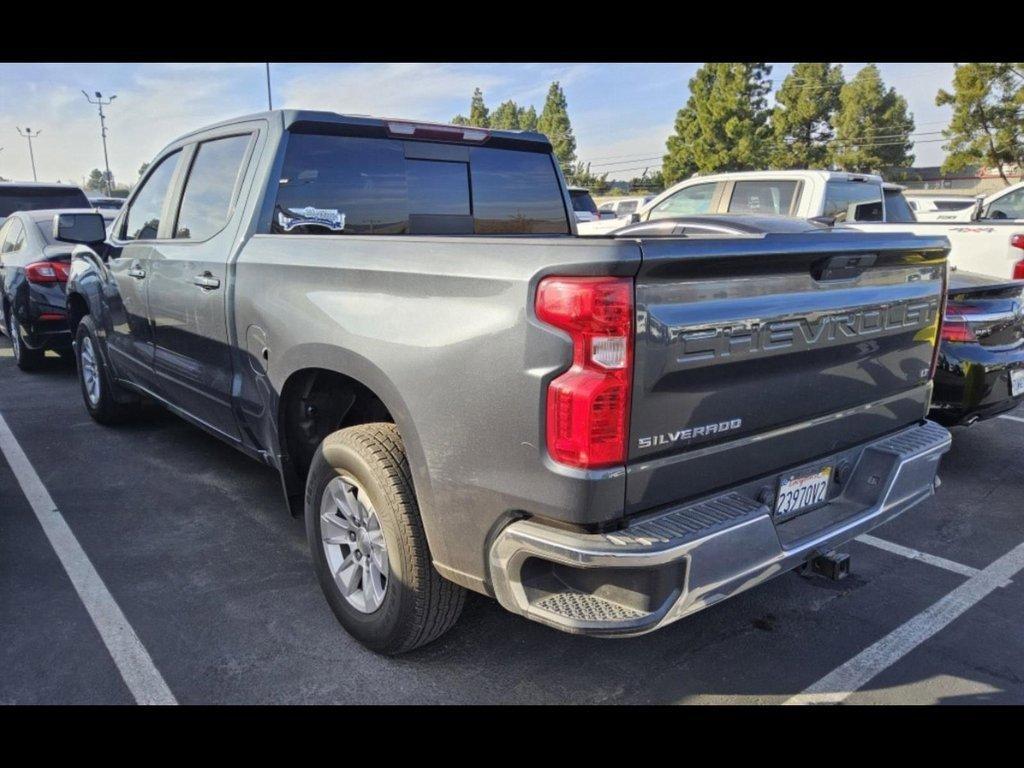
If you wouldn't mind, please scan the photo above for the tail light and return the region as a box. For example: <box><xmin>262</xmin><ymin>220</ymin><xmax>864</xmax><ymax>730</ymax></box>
<box><xmin>1011</xmin><ymin>234</ymin><xmax>1024</xmax><ymax>280</ymax></box>
<box><xmin>536</xmin><ymin>276</ymin><xmax>634</xmax><ymax>469</ymax></box>
<box><xmin>25</xmin><ymin>261</ymin><xmax>70</xmax><ymax>284</ymax></box>
<box><xmin>941</xmin><ymin>301</ymin><xmax>979</xmax><ymax>343</ymax></box>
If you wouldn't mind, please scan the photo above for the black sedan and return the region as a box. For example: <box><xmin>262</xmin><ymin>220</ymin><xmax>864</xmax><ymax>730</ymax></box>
<box><xmin>0</xmin><ymin>209</ymin><xmax>107</xmax><ymax>370</ymax></box>
<box><xmin>931</xmin><ymin>270</ymin><xmax>1024</xmax><ymax>425</ymax></box>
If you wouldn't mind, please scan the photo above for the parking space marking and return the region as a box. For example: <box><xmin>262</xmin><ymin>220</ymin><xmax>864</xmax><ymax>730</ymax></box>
<box><xmin>0</xmin><ymin>413</ymin><xmax>177</xmax><ymax>705</ymax></box>
<box><xmin>998</xmin><ymin>414</ymin><xmax>1024</xmax><ymax>424</ymax></box>
<box><xmin>785</xmin><ymin>539</ymin><xmax>1024</xmax><ymax>705</ymax></box>
<box><xmin>855</xmin><ymin>534</ymin><xmax>984</xmax><ymax>580</ymax></box>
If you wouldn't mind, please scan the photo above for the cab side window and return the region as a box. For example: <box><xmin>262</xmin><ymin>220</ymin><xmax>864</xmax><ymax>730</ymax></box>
<box><xmin>123</xmin><ymin>151</ymin><xmax>182</xmax><ymax>241</ymax></box>
<box><xmin>986</xmin><ymin>188</ymin><xmax>1024</xmax><ymax>220</ymax></box>
<box><xmin>648</xmin><ymin>182</ymin><xmax>718</xmax><ymax>220</ymax></box>
<box><xmin>174</xmin><ymin>134</ymin><xmax>251</xmax><ymax>240</ymax></box>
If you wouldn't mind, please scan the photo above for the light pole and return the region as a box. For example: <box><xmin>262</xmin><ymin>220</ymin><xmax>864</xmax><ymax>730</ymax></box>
<box><xmin>16</xmin><ymin>127</ymin><xmax>40</xmax><ymax>181</ymax></box>
<box><xmin>265</xmin><ymin>63</ymin><xmax>273</xmax><ymax>110</ymax></box>
<box><xmin>82</xmin><ymin>90</ymin><xmax>116</xmax><ymax>195</ymax></box>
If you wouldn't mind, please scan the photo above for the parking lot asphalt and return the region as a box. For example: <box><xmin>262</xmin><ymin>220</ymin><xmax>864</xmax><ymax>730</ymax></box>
<box><xmin>1</xmin><ymin>339</ymin><xmax>1022</xmax><ymax>704</ymax></box>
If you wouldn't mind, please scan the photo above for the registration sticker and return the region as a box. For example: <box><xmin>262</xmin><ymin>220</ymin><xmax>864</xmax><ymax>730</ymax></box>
<box><xmin>1011</xmin><ymin>368</ymin><xmax>1024</xmax><ymax>398</ymax></box>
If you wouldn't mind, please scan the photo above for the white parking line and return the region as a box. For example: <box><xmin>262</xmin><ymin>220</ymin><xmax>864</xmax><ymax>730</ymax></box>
<box><xmin>0</xmin><ymin>413</ymin><xmax>177</xmax><ymax>705</ymax></box>
<box><xmin>785</xmin><ymin>539</ymin><xmax>1024</xmax><ymax>705</ymax></box>
<box><xmin>998</xmin><ymin>414</ymin><xmax>1024</xmax><ymax>424</ymax></box>
<box><xmin>855</xmin><ymin>534</ymin><xmax>983</xmax><ymax>579</ymax></box>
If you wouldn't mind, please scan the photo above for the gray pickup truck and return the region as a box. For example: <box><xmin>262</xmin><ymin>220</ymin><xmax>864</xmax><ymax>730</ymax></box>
<box><xmin>65</xmin><ymin>110</ymin><xmax>953</xmax><ymax>654</ymax></box>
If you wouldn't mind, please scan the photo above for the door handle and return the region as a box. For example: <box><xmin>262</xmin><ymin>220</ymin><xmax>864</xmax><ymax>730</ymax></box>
<box><xmin>193</xmin><ymin>272</ymin><xmax>221</xmax><ymax>290</ymax></box>
<box><xmin>128</xmin><ymin>265</ymin><xmax>146</xmax><ymax>279</ymax></box>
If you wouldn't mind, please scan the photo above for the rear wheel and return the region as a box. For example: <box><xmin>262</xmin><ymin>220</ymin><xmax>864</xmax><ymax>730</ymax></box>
<box><xmin>75</xmin><ymin>315</ymin><xmax>140</xmax><ymax>424</ymax></box>
<box><xmin>306</xmin><ymin>423</ymin><xmax>465</xmax><ymax>655</ymax></box>
<box><xmin>8</xmin><ymin>312</ymin><xmax>44</xmax><ymax>372</ymax></box>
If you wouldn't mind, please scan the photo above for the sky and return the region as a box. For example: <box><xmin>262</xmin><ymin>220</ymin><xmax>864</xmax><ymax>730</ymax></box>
<box><xmin>0</xmin><ymin>62</ymin><xmax>956</xmax><ymax>187</ymax></box>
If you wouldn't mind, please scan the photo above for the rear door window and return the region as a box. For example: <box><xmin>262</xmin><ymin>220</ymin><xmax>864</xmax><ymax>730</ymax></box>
<box><xmin>1</xmin><ymin>218</ymin><xmax>24</xmax><ymax>253</ymax></box>
<box><xmin>174</xmin><ymin>134</ymin><xmax>251</xmax><ymax>240</ymax></box>
<box><xmin>728</xmin><ymin>180</ymin><xmax>798</xmax><ymax>215</ymax></box>
<box><xmin>823</xmin><ymin>181</ymin><xmax>884</xmax><ymax>222</ymax></box>
<box><xmin>648</xmin><ymin>182</ymin><xmax>719</xmax><ymax>220</ymax></box>
<box><xmin>274</xmin><ymin>133</ymin><xmax>569</xmax><ymax>235</ymax></box>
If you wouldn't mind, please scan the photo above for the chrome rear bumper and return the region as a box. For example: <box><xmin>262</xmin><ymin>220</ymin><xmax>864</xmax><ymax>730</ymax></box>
<box><xmin>489</xmin><ymin>420</ymin><xmax>951</xmax><ymax>636</ymax></box>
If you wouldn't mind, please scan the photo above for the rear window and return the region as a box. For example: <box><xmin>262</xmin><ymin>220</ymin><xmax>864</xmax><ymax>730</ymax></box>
<box><xmin>274</xmin><ymin>133</ymin><xmax>569</xmax><ymax>235</ymax></box>
<box><xmin>883</xmin><ymin>189</ymin><xmax>916</xmax><ymax>223</ymax></box>
<box><xmin>0</xmin><ymin>186</ymin><xmax>90</xmax><ymax>217</ymax></box>
<box><xmin>569</xmin><ymin>189</ymin><xmax>598</xmax><ymax>214</ymax></box>
<box><xmin>728</xmin><ymin>180</ymin><xmax>798</xmax><ymax>215</ymax></box>
<box><xmin>823</xmin><ymin>181</ymin><xmax>883</xmax><ymax>222</ymax></box>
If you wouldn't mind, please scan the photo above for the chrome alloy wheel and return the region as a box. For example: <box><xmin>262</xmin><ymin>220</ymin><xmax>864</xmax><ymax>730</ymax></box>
<box><xmin>320</xmin><ymin>475</ymin><xmax>389</xmax><ymax>613</ymax></box>
<box><xmin>8</xmin><ymin>314</ymin><xmax>21</xmax><ymax>360</ymax></box>
<box><xmin>80</xmin><ymin>335</ymin><xmax>101</xmax><ymax>406</ymax></box>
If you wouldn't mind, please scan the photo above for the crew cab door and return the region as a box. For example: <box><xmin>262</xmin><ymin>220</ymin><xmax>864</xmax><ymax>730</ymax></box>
<box><xmin>104</xmin><ymin>149</ymin><xmax>184</xmax><ymax>386</ymax></box>
<box><xmin>145</xmin><ymin>130</ymin><xmax>257</xmax><ymax>442</ymax></box>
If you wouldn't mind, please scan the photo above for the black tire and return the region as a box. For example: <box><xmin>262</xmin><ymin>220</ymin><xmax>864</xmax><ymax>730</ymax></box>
<box><xmin>7</xmin><ymin>311</ymin><xmax>45</xmax><ymax>371</ymax></box>
<box><xmin>75</xmin><ymin>315</ymin><xmax>140</xmax><ymax>424</ymax></box>
<box><xmin>306</xmin><ymin>422</ymin><xmax>465</xmax><ymax>655</ymax></box>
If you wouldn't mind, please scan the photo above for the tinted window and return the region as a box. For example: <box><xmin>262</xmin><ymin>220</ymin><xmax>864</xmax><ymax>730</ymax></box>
<box><xmin>175</xmin><ymin>135</ymin><xmax>251</xmax><ymax>240</ymax></box>
<box><xmin>275</xmin><ymin>133</ymin><xmax>569</xmax><ymax>236</ymax></box>
<box><xmin>407</xmin><ymin>160</ymin><xmax>470</xmax><ymax>215</ymax></box>
<box><xmin>934</xmin><ymin>200</ymin><xmax>974</xmax><ymax>211</ymax></box>
<box><xmin>987</xmin><ymin>188</ymin><xmax>1024</xmax><ymax>220</ymax></box>
<box><xmin>823</xmin><ymin>181</ymin><xmax>883</xmax><ymax>222</ymax></box>
<box><xmin>1</xmin><ymin>218</ymin><xmax>24</xmax><ymax>253</ymax></box>
<box><xmin>648</xmin><ymin>182</ymin><xmax>717</xmax><ymax>220</ymax></box>
<box><xmin>884</xmin><ymin>190</ymin><xmax>916</xmax><ymax>223</ymax></box>
<box><xmin>728</xmin><ymin>180</ymin><xmax>798</xmax><ymax>215</ymax></box>
<box><xmin>470</xmin><ymin>147</ymin><xmax>568</xmax><ymax>234</ymax></box>
<box><xmin>569</xmin><ymin>190</ymin><xmax>598</xmax><ymax>213</ymax></box>
<box><xmin>124</xmin><ymin>151</ymin><xmax>181</xmax><ymax>241</ymax></box>
<box><xmin>0</xmin><ymin>186</ymin><xmax>89</xmax><ymax>217</ymax></box>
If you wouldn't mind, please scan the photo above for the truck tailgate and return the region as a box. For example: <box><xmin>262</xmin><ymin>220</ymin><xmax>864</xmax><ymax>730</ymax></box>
<box><xmin>626</xmin><ymin>230</ymin><xmax>948</xmax><ymax>513</ymax></box>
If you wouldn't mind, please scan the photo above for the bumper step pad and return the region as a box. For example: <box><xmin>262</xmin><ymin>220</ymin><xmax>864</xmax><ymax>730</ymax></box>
<box><xmin>534</xmin><ymin>592</ymin><xmax>648</xmax><ymax>622</ymax></box>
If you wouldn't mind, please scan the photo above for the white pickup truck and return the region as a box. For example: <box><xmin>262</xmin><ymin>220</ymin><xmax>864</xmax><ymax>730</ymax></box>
<box><xmin>579</xmin><ymin>170</ymin><xmax>1024</xmax><ymax>280</ymax></box>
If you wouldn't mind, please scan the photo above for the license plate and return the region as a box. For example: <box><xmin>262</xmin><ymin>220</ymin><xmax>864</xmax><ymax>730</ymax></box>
<box><xmin>1011</xmin><ymin>368</ymin><xmax>1024</xmax><ymax>398</ymax></box>
<box><xmin>775</xmin><ymin>466</ymin><xmax>832</xmax><ymax>518</ymax></box>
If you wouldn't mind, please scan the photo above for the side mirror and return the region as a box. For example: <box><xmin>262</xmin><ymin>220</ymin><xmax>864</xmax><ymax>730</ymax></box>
<box><xmin>971</xmin><ymin>196</ymin><xmax>986</xmax><ymax>221</ymax></box>
<box><xmin>53</xmin><ymin>212</ymin><xmax>106</xmax><ymax>244</ymax></box>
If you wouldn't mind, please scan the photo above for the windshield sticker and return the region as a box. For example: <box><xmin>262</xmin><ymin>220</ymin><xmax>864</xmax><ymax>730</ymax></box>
<box><xmin>277</xmin><ymin>206</ymin><xmax>346</xmax><ymax>232</ymax></box>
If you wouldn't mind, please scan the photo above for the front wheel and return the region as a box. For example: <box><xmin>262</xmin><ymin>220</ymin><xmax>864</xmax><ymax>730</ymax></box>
<box><xmin>8</xmin><ymin>312</ymin><xmax>45</xmax><ymax>371</ymax></box>
<box><xmin>75</xmin><ymin>316</ymin><xmax>140</xmax><ymax>424</ymax></box>
<box><xmin>306</xmin><ymin>423</ymin><xmax>465</xmax><ymax>655</ymax></box>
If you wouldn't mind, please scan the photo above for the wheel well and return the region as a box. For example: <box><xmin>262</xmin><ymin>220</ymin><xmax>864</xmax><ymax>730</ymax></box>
<box><xmin>278</xmin><ymin>368</ymin><xmax>394</xmax><ymax>513</ymax></box>
<box><xmin>66</xmin><ymin>292</ymin><xmax>89</xmax><ymax>332</ymax></box>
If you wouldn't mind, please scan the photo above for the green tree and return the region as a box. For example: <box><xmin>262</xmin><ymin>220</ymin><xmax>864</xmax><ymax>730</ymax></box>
<box><xmin>771</xmin><ymin>63</ymin><xmax>844</xmax><ymax>169</ymax></box>
<box><xmin>829</xmin><ymin>64</ymin><xmax>915</xmax><ymax>172</ymax></box>
<box><xmin>662</xmin><ymin>63</ymin><xmax>773</xmax><ymax>185</ymax></box>
<box><xmin>490</xmin><ymin>100</ymin><xmax>522</xmax><ymax>130</ymax></box>
<box><xmin>628</xmin><ymin>169</ymin><xmax>664</xmax><ymax>194</ymax></box>
<box><xmin>937</xmin><ymin>63</ymin><xmax>1024</xmax><ymax>185</ymax></box>
<box><xmin>537</xmin><ymin>82</ymin><xmax>576</xmax><ymax>166</ymax></box>
<box><xmin>86</xmin><ymin>168</ymin><xmax>106</xmax><ymax>192</ymax></box>
<box><xmin>451</xmin><ymin>87</ymin><xmax>490</xmax><ymax>127</ymax></box>
<box><xmin>564</xmin><ymin>161</ymin><xmax>608</xmax><ymax>192</ymax></box>
<box><xmin>519</xmin><ymin>105</ymin><xmax>538</xmax><ymax>131</ymax></box>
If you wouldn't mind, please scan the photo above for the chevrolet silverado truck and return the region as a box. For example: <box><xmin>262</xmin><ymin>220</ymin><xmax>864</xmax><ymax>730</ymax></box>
<box><xmin>65</xmin><ymin>110</ymin><xmax>952</xmax><ymax>654</ymax></box>
<box><xmin>580</xmin><ymin>170</ymin><xmax>1024</xmax><ymax>280</ymax></box>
